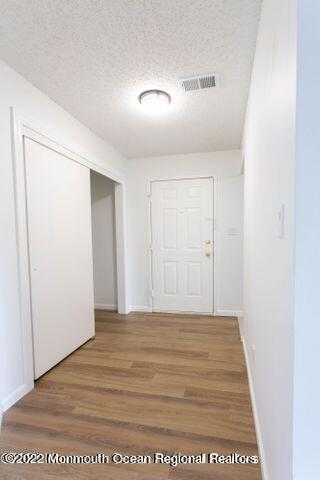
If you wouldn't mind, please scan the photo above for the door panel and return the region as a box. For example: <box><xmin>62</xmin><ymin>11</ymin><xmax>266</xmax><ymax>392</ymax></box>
<box><xmin>151</xmin><ymin>178</ymin><xmax>213</xmax><ymax>313</ymax></box>
<box><xmin>24</xmin><ymin>138</ymin><xmax>95</xmax><ymax>379</ymax></box>
<box><xmin>163</xmin><ymin>261</ymin><xmax>178</xmax><ymax>294</ymax></box>
<box><xmin>186</xmin><ymin>208</ymin><xmax>201</xmax><ymax>249</ymax></box>
<box><xmin>163</xmin><ymin>209</ymin><xmax>178</xmax><ymax>249</ymax></box>
<box><xmin>186</xmin><ymin>262</ymin><xmax>202</xmax><ymax>296</ymax></box>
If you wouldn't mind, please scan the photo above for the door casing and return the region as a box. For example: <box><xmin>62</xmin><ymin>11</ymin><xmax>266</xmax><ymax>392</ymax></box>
<box><xmin>8</xmin><ymin>108</ymin><xmax>129</xmax><ymax>411</ymax></box>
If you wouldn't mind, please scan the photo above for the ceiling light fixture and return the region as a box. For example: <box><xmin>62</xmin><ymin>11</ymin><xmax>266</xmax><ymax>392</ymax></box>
<box><xmin>138</xmin><ymin>89</ymin><xmax>171</xmax><ymax>114</ymax></box>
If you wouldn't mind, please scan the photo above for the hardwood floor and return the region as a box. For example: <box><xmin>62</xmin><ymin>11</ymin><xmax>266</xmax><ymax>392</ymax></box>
<box><xmin>0</xmin><ymin>311</ymin><xmax>261</xmax><ymax>479</ymax></box>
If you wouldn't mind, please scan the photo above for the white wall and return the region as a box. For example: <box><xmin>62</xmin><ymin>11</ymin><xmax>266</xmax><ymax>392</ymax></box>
<box><xmin>293</xmin><ymin>2</ymin><xmax>320</xmax><ymax>478</ymax></box>
<box><xmin>91</xmin><ymin>172</ymin><xmax>117</xmax><ymax>309</ymax></box>
<box><xmin>0</xmin><ymin>60</ymin><xmax>126</xmax><ymax>411</ymax></box>
<box><xmin>216</xmin><ymin>176</ymin><xmax>244</xmax><ymax>315</ymax></box>
<box><xmin>241</xmin><ymin>0</ymin><xmax>296</xmax><ymax>479</ymax></box>
<box><xmin>126</xmin><ymin>150</ymin><xmax>243</xmax><ymax>312</ymax></box>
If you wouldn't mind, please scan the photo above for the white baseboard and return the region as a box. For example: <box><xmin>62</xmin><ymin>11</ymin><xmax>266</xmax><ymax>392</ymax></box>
<box><xmin>153</xmin><ymin>309</ymin><xmax>214</xmax><ymax>315</ymax></box>
<box><xmin>215</xmin><ymin>309</ymin><xmax>244</xmax><ymax>317</ymax></box>
<box><xmin>239</xmin><ymin>323</ymin><xmax>269</xmax><ymax>480</ymax></box>
<box><xmin>94</xmin><ymin>303</ymin><xmax>117</xmax><ymax>310</ymax></box>
<box><xmin>2</xmin><ymin>383</ymin><xmax>32</xmax><ymax>413</ymax></box>
<box><xmin>130</xmin><ymin>306</ymin><xmax>152</xmax><ymax>313</ymax></box>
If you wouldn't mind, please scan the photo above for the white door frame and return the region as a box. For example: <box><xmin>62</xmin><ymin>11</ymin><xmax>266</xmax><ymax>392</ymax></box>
<box><xmin>148</xmin><ymin>175</ymin><xmax>218</xmax><ymax>315</ymax></box>
<box><xmin>10</xmin><ymin>108</ymin><xmax>129</xmax><ymax>409</ymax></box>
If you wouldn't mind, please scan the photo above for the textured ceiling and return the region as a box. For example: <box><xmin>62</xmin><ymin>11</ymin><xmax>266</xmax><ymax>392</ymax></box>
<box><xmin>0</xmin><ymin>0</ymin><xmax>262</xmax><ymax>159</ymax></box>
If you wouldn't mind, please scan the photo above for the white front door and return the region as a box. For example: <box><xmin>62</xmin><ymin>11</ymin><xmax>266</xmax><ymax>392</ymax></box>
<box><xmin>24</xmin><ymin>138</ymin><xmax>95</xmax><ymax>379</ymax></box>
<box><xmin>151</xmin><ymin>178</ymin><xmax>214</xmax><ymax>313</ymax></box>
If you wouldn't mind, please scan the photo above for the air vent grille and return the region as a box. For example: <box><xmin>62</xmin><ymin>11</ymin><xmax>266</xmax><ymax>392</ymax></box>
<box><xmin>199</xmin><ymin>75</ymin><xmax>216</xmax><ymax>89</ymax></box>
<box><xmin>181</xmin><ymin>74</ymin><xmax>217</xmax><ymax>92</ymax></box>
<box><xmin>182</xmin><ymin>78</ymin><xmax>200</xmax><ymax>92</ymax></box>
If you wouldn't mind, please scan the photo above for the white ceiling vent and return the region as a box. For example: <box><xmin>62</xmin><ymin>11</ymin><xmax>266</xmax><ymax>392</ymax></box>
<box><xmin>181</xmin><ymin>74</ymin><xmax>217</xmax><ymax>92</ymax></box>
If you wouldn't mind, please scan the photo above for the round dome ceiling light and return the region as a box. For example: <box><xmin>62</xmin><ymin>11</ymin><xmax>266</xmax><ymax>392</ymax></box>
<box><xmin>138</xmin><ymin>89</ymin><xmax>171</xmax><ymax>114</ymax></box>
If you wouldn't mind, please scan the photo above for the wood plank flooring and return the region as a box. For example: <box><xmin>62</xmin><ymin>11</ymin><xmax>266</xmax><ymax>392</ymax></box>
<box><xmin>0</xmin><ymin>311</ymin><xmax>261</xmax><ymax>479</ymax></box>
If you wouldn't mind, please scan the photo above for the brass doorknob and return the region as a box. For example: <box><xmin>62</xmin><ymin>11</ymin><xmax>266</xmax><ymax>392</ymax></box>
<box><xmin>205</xmin><ymin>239</ymin><xmax>211</xmax><ymax>245</ymax></box>
<box><xmin>205</xmin><ymin>251</ymin><xmax>211</xmax><ymax>257</ymax></box>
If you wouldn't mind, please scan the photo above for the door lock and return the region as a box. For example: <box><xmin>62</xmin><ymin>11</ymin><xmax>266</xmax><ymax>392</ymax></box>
<box><xmin>205</xmin><ymin>239</ymin><xmax>211</xmax><ymax>245</ymax></box>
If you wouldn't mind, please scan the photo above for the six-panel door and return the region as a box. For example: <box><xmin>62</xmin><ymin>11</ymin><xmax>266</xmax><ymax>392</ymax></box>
<box><xmin>151</xmin><ymin>178</ymin><xmax>214</xmax><ymax>313</ymax></box>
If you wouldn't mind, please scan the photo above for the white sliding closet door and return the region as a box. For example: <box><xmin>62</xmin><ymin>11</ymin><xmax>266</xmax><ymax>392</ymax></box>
<box><xmin>24</xmin><ymin>138</ymin><xmax>95</xmax><ymax>379</ymax></box>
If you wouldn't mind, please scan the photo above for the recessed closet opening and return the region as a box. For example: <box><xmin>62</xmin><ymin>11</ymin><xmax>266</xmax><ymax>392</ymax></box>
<box><xmin>90</xmin><ymin>171</ymin><xmax>118</xmax><ymax>312</ymax></box>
